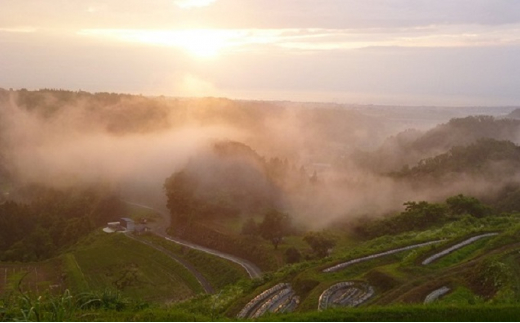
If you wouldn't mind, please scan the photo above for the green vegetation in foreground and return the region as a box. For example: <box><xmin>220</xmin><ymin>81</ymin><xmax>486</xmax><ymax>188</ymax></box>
<box><xmin>70</xmin><ymin>232</ymin><xmax>203</xmax><ymax>302</ymax></box>
<box><xmin>4</xmin><ymin>195</ymin><xmax>520</xmax><ymax>321</ymax></box>
<box><xmin>260</xmin><ymin>305</ymin><xmax>520</xmax><ymax>322</ymax></box>
<box><xmin>3</xmin><ymin>288</ymin><xmax>520</xmax><ymax>322</ymax></box>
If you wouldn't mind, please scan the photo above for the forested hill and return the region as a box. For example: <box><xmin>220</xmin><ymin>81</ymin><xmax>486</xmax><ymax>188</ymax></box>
<box><xmin>393</xmin><ymin>138</ymin><xmax>520</xmax><ymax>180</ymax></box>
<box><xmin>357</xmin><ymin>116</ymin><xmax>520</xmax><ymax>173</ymax></box>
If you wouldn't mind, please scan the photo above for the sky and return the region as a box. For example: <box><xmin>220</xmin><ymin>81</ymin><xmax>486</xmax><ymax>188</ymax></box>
<box><xmin>1</xmin><ymin>0</ymin><xmax>520</xmax><ymax>106</ymax></box>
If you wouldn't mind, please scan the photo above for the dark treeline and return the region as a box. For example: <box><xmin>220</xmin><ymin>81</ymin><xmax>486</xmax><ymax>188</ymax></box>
<box><xmin>353</xmin><ymin>194</ymin><xmax>492</xmax><ymax>239</ymax></box>
<box><xmin>0</xmin><ymin>186</ymin><xmax>123</xmax><ymax>261</ymax></box>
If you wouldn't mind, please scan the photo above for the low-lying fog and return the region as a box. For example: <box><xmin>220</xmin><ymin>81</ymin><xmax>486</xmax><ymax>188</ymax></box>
<box><xmin>1</xmin><ymin>89</ymin><xmax>519</xmax><ymax>229</ymax></box>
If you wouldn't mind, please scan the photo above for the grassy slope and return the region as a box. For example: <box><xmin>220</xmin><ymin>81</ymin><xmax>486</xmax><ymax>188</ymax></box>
<box><xmin>4</xmin><ymin>208</ymin><xmax>520</xmax><ymax>320</ymax></box>
<box><xmin>139</xmin><ymin>234</ymin><xmax>248</xmax><ymax>290</ymax></box>
<box><xmin>69</xmin><ymin>232</ymin><xmax>203</xmax><ymax>302</ymax></box>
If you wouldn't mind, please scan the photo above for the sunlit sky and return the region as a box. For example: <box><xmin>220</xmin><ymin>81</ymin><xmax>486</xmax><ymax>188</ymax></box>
<box><xmin>2</xmin><ymin>0</ymin><xmax>520</xmax><ymax>106</ymax></box>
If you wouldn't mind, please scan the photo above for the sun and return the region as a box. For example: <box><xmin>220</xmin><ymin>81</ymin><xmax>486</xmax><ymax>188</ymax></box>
<box><xmin>79</xmin><ymin>28</ymin><xmax>241</xmax><ymax>58</ymax></box>
<box><xmin>129</xmin><ymin>29</ymin><xmax>237</xmax><ymax>58</ymax></box>
<box><xmin>169</xmin><ymin>29</ymin><xmax>228</xmax><ymax>58</ymax></box>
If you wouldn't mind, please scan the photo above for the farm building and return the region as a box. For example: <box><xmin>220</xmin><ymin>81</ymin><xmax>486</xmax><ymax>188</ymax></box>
<box><xmin>120</xmin><ymin>218</ymin><xmax>135</xmax><ymax>232</ymax></box>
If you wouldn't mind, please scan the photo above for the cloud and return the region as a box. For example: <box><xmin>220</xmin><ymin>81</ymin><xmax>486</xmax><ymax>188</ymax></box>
<box><xmin>0</xmin><ymin>26</ymin><xmax>37</xmax><ymax>33</ymax></box>
<box><xmin>78</xmin><ymin>24</ymin><xmax>520</xmax><ymax>55</ymax></box>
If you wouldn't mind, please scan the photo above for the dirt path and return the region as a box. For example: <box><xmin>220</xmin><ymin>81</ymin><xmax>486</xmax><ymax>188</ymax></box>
<box><xmin>123</xmin><ymin>201</ymin><xmax>262</xmax><ymax>279</ymax></box>
<box><xmin>124</xmin><ymin>233</ymin><xmax>214</xmax><ymax>294</ymax></box>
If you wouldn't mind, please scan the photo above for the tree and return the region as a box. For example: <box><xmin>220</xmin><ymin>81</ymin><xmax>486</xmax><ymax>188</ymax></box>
<box><xmin>446</xmin><ymin>194</ymin><xmax>491</xmax><ymax>218</ymax></box>
<box><xmin>303</xmin><ymin>231</ymin><xmax>336</xmax><ymax>258</ymax></box>
<box><xmin>164</xmin><ymin>170</ymin><xmax>198</xmax><ymax>225</ymax></box>
<box><xmin>258</xmin><ymin>209</ymin><xmax>291</xmax><ymax>249</ymax></box>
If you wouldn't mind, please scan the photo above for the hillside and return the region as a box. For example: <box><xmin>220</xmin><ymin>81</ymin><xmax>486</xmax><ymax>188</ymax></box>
<box><xmin>3</xmin><ymin>89</ymin><xmax>520</xmax><ymax>321</ymax></box>
<box><xmin>2</xmin><ymin>197</ymin><xmax>520</xmax><ymax>321</ymax></box>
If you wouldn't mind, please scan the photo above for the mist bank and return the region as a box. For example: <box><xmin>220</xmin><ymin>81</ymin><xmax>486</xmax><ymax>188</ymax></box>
<box><xmin>2</xmin><ymin>88</ymin><xmax>520</xmax><ymax>230</ymax></box>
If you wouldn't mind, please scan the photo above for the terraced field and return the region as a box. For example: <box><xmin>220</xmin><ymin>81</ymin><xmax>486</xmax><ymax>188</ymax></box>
<box><xmin>323</xmin><ymin>240</ymin><xmax>443</xmax><ymax>273</ymax></box>
<box><xmin>237</xmin><ymin>283</ymin><xmax>300</xmax><ymax>319</ymax></box>
<box><xmin>318</xmin><ymin>281</ymin><xmax>374</xmax><ymax>310</ymax></box>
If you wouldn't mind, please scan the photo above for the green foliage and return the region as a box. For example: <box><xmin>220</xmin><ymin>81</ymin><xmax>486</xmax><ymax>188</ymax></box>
<box><xmin>354</xmin><ymin>194</ymin><xmax>497</xmax><ymax>239</ymax></box>
<box><xmin>259</xmin><ymin>209</ymin><xmax>292</xmax><ymax>250</ymax></box>
<box><xmin>0</xmin><ymin>287</ymin><xmax>148</xmax><ymax>322</ymax></box>
<box><xmin>446</xmin><ymin>194</ymin><xmax>491</xmax><ymax>218</ymax></box>
<box><xmin>0</xmin><ymin>187</ymin><xmax>123</xmax><ymax>262</ymax></box>
<box><xmin>303</xmin><ymin>231</ymin><xmax>336</xmax><ymax>258</ymax></box>
<box><xmin>262</xmin><ymin>305</ymin><xmax>520</xmax><ymax>322</ymax></box>
<box><xmin>436</xmin><ymin>286</ymin><xmax>484</xmax><ymax>306</ymax></box>
<box><xmin>62</xmin><ymin>253</ymin><xmax>90</xmax><ymax>292</ymax></box>
<box><xmin>355</xmin><ymin>200</ymin><xmax>448</xmax><ymax>239</ymax></box>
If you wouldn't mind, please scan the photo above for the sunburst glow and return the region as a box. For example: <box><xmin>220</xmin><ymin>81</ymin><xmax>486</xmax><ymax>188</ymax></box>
<box><xmin>80</xmin><ymin>29</ymin><xmax>244</xmax><ymax>58</ymax></box>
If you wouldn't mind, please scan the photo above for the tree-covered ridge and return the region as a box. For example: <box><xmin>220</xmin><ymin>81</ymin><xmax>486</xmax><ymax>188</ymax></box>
<box><xmin>359</xmin><ymin>116</ymin><xmax>520</xmax><ymax>173</ymax></box>
<box><xmin>0</xmin><ymin>186</ymin><xmax>123</xmax><ymax>261</ymax></box>
<box><xmin>394</xmin><ymin>138</ymin><xmax>520</xmax><ymax>179</ymax></box>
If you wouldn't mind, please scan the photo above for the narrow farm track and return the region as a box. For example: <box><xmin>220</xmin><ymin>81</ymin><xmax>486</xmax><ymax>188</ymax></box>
<box><xmin>124</xmin><ymin>233</ymin><xmax>214</xmax><ymax>294</ymax></box>
<box><xmin>123</xmin><ymin>201</ymin><xmax>262</xmax><ymax>279</ymax></box>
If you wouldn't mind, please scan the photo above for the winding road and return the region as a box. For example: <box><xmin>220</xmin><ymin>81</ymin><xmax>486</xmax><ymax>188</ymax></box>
<box><xmin>123</xmin><ymin>201</ymin><xmax>262</xmax><ymax>279</ymax></box>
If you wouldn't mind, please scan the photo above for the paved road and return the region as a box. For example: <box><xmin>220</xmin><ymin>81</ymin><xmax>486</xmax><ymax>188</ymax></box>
<box><xmin>123</xmin><ymin>201</ymin><xmax>263</xmax><ymax>279</ymax></box>
<box><xmin>124</xmin><ymin>233</ymin><xmax>214</xmax><ymax>294</ymax></box>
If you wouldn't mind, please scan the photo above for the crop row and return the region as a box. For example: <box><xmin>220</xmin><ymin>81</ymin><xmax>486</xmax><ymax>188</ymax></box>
<box><xmin>236</xmin><ymin>283</ymin><xmax>289</xmax><ymax>318</ymax></box>
<box><xmin>323</xmin><ymin>240</ymin><xmax>443</xmax><ymax>273</ymax></box>
<box><xmin>421</xmin><ymin>233</ymin><xmax>498</xmax><ymax>265</ymax></box>
<box><xmin>318</xmin><ymin>282</ymin><xmax>374</xmax><ymax>310</ymax></box>
<box><xmin>251</xmin><ymin>287</ymin><xmax>294</xmax><ymax>318</ymax></box>
<box><xmin>424</xmin><ymin>286</ymin><xmax>450</xmax><ymax>303</ymax></box>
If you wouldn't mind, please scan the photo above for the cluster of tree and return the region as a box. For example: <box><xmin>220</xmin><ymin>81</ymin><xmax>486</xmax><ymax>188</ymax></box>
<box><xmin>0</xmin><ymin>186</ymin><xmax>123</xmax><ymax>261</ymax></box>
<box><xmin>241</xmin><ymin>209</ymin><xmax>292</xmax><ymax>250</ymax></box>
<box><xmin>353</xmin><ymin>194</ymin><xmax>492</xmax><ymax>239</ymax></box>
<box><xmin>164</xmin><ymin>140</ymin><xmax>314</xmax><ymax>228</ymax></box>
<box><xmin>242</xmin><ymin>210</ymin><xmax>336</xmax><ymax>263</ymax></box>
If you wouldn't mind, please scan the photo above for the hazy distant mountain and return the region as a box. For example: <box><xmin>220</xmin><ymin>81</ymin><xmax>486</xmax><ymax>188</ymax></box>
<box><xmin>358</xmin><ymin>115</ymin><xmax>520</xmax><ymax>173</ymax></box>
